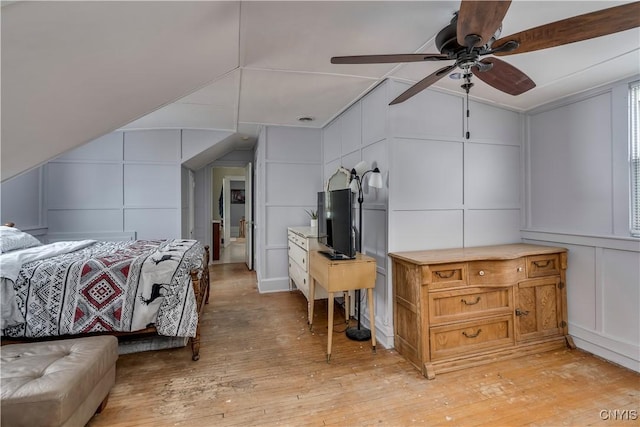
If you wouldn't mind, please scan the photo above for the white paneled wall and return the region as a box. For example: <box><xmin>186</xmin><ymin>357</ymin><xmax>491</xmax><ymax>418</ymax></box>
<box><xmin>388</xmin><ymin>79</ymin><xmax>523</xmax><ymax>254</ymax></box>
<box><xmin>0</xmin><ymin>167</ymin><xmax>45</xmax><ymax>234</ymax></box>
<box><xmin>322</xmin><ymin>82</ymin><xmax>392</xmax><ymax>345</ymax></box>
<box><xmin>323</xmin><ymin>79</ymin><xmax>524</xmax><ymax>348</ymax></box>
<box><xmin>46</xmin><ymin>130</ymin><xmax>183</xmax><ymax>240</ymax></box>
<box><xmin>255</xmin><ymin>126</ymin><xmax>322</xmax><ymax>293</ymax></box>
<box><xmin>524</xmin><ymin>76</ymin><xmax>640</xmax><ymax>372</ymax></box>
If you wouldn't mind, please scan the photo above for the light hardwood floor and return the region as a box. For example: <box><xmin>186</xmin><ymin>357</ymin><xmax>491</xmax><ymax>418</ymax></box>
<box><xmin>88</xmin><ymin>263</ymin><xmax>639</xmax><ymax>427</ymax></box>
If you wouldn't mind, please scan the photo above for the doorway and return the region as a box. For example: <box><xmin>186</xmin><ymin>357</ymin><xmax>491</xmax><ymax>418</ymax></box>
<box><xmin>211</xmin><ymin>166</ymin><xmax>252</xmax><ymax>266</ymax></box>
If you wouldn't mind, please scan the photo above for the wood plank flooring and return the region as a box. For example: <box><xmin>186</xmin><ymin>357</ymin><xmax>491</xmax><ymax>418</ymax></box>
<box><xmin>88</xmin><ymin>263</ymin><xmax>639</xmax><ymax>427</ymax></box>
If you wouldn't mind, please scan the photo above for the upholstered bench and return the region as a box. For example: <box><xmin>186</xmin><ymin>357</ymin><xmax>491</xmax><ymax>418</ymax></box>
<box><xmin>1</xmin><ymin>336</ymin><xmax>118</xmax><ymax>427</ymax></box>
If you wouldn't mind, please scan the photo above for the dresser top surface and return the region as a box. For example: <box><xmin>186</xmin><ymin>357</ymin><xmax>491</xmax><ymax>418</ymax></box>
<box><xmin>389</xmin><ymin>243</ymin><xmax>567</xmax><ymax>265</ymax></box>
<box><xmin>288</xmin><ymin>226</ymin><xmax>318</xmax><ymax>239</ymax></box>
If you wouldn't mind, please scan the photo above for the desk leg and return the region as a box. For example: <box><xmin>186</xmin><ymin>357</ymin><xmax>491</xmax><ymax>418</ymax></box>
<box><xmin>308</xmin><ymin>278</ymin><xmax>315</xmax><ymax>330</ymax></box>
<box><xmin>367</xmin><ymin>287</ymin><xmax>377</xmax><ymax>353</ymax></box>
<box><xmin>343</xmin><ymin>291</ymin><xmax>350</xmax><ymax>324</ymax></box>
<box><xmin>327</xmin><ymin>291</ymin><xmax>334</xmax><ymax>362</ymax></box>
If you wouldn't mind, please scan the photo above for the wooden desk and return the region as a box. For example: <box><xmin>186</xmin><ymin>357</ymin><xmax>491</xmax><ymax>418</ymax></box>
<box><xmin>308</xmin><ymin>250</ymin><xmax>377</xmax><ymax>361</ymax></box>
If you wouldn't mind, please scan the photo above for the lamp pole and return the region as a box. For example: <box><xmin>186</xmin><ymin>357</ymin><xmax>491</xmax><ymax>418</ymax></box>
<box><xmin>345</xmin><ymin>168</ymin><xmax>376</xmax><ymax>342</ymax></box>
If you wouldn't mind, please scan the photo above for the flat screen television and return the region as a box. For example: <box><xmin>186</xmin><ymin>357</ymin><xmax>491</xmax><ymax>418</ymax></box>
<box><xmin>317</xmin><ymin>189</ymin><xmax>355</xmax><ymax>259</ymax></box>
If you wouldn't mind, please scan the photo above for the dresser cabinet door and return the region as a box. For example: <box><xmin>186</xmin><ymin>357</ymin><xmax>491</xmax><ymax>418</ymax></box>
<box><xmin>515</xmin><ymin>277</ymin><xmax>564</xmax><ymax>341</ymax></box>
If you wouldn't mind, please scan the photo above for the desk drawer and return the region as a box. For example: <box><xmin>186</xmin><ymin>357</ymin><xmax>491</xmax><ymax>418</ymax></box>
<box><xmin>430</xmin><ymin>315</ymin><xmax>514</xmax><ymax>360</ymax></box>
<box><xmin>468</xmin><ymin>259</ymin><xmax>525</xmax><ymax>286</ymax></box>
<box><xmin>429</xmin><ymin>287</ymin><xmax>513</xmax><ymax>325</ymax></box>
<box><xmin>288</xmin><ymin>241</ymin><xmax>308</xmax><ymax>272</ymax></box>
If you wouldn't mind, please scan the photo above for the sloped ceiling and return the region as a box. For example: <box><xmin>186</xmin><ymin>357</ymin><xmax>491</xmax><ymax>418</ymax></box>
<box><xmin>2</xmin><ymin>1</ymin><xmax>639</xmax><ymax>181</ymax></box>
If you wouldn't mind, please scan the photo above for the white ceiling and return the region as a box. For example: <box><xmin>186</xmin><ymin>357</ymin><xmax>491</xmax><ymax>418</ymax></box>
<box><xmin>2</xmin><ymin>1</ymin><xmax>639</xmax><ymax>181</ymax></box>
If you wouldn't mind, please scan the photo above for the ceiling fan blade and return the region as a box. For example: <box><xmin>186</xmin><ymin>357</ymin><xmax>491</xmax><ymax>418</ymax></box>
<box><xmin>471</xmin><ymin>58</ymin><xmax>535</xmax><ymax>95</ymax></box>
<box><xmin>493</xmin><ymin>2</ymin><xmax>640</xmax><ymax>56</ymax></box>
<box><xmin>457</xmin><ymin>0</ymin><xmax>512</xmax><ymax>48</ymax></box>
<box><xmin>389</xmin><ymin>64</ymin><xmax>457</xmax><ymax>105</ymax></box>
<box><xmin>331</xmin><ymin>53</ymin><xmax>449</xmax><ymax>64</ymax></box>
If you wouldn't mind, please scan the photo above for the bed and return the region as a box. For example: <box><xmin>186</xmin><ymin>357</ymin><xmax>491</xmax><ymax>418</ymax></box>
<box><xmin>0</xmin><ymin>224</ymin><xmax>210</xmax><ymax>361</ymax></box>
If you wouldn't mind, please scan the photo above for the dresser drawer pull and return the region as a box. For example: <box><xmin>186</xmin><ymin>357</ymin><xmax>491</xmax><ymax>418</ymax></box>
<box><xmin>462</xmin><ymin>329</ymin><xmax>482</xmax><ymax>339</ymax></box>
<box><xmin>478</xmin><ymin>270</ymin><xmax>485</xmax><ymax>276</ymax></box>
<box><xmin>515</xmin><ymin>308</ymin><xmax>530</xmax><ymax>317</ymax></box>
<box><xmin>532</xmin><ymin>260</ymin><xmax>551</xmax><ymax>268</ymax></box>
<box><xmin>517</xmin><ymin>267</ymin><xmax>523</xmax><ymax>272</ymax></box>
<box><xmin>461</xmin><ymin>296</ymin><xmax>481</xmax><ymax>305</ymax></box>
<box><xmin>435</xmin><ymin>270</ymin><xmax>456</xmax><ymax>279</ymax></box>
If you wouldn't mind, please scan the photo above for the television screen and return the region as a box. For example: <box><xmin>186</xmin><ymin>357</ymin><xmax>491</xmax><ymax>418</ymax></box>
<box><xmin>317</xmin><ymin>189</ymin><xmax>355</xmax><ymax>259</ymax></box>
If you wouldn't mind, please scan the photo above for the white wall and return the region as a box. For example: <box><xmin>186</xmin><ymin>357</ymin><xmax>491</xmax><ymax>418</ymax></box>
<box><xmin>254</xmin><ymin>126</ymin><xmax>322</xmax><ymax>293</ymax></box>
<box><xmin>388</xmin><ymin>80</ymin><xmax>523</xmax><ymax>252</ymax></box>
<box><xmin>45</xmin><ymin>130</ymin><xmax>182</xmax><ymax>240</ymax></box>
<box><xmin>1</xmin><ymin>129</ymin><xmax>199</xmax><ymax>242</ymax></box>
<box><xmin>523</xmin><ymin>76</ymin><xmax>640</xmax><ymax>372</ymax></box>
<box><xmin>321</xmin><ymin>80</ymin><xmax>524</xmax><ymax>349</ymax></box>
<box><xmin>325</xmin><ymin>79</ymin><xmax>523</xmax><ymax>348</ymax></box>
<box><xmin>322</xmin><ymin>82</ymin><xmax>391</xmax><ymax>346</ymax></box>
<box><xmin>0</xmin><ymin>167</ymin><xmax>47</xmax><ymax>239</ymax></box>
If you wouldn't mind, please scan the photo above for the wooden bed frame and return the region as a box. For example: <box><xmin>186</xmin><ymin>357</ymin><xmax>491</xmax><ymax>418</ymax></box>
<box><xmin>1</xmin><ymin>222</ymin><xmax>211</xmax><ymax>361</ymax></box>
<box><xmin>115</xmin><ymin>245</ymin><xmax>211</xmax><ymax>361</ymax></box>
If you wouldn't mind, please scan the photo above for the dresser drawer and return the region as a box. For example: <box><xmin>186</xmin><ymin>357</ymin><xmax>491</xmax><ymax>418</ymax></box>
<box><xmin>527</xmin><ymin>254</ymin><xmax>561</xmax><ymax>278</ymax></box>
<box><xmin>468</xmin><ymin>259</ymin><xmax>525</xmax><ymax>286</ymax></box>
<box><xmin>429</xmin><ymin>287</ymin><xmax>513</xmax><ymax>325</ymax></box>
<box><xmin>430</xmin><ymin>315</ymin><xmax>514</xmax><ymax>360</ymax></box>
<box><xmin>289</xmin><ymin>257</ymin><xmax>307</xmax><ymax>291</ymax></box>
<box><xmin>287</xmin><ymin>230</ymin><xmax>308</xmax><ymax>251</ymax></box>
<box><xmin>288</xmin><ymin>241</ymin><xmax>308</xmax><ymax>272</ymax></box>
<box><xmin>427</xmin><ymin>263</ymin><xmax>467</xmax><ymax>290</ymax></box>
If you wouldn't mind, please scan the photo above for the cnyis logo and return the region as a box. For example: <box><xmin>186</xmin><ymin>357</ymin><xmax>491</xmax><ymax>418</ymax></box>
<box><xmin>599</xmin><ymin>409</ymin><xmax>638</xmax><ymax>421</ymax></box>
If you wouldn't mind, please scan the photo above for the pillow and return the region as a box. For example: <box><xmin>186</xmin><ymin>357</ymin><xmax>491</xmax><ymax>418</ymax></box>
<box><xmin>0</xmin><ymin>226</ymin><xmax>42</xmax><ymax>254</ymax></box>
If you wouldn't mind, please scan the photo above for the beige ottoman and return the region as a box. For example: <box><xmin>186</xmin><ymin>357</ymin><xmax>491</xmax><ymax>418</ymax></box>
<box><xmin>1</xmin><ymin>336</ymin><xmax>118</xmax><ymax>427</ymax></box>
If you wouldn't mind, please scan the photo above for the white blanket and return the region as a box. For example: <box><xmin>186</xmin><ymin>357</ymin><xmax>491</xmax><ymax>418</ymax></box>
<box><xmin>0</xmin><ymin>240</ymin><xmax>96</xmax><ymax>329</ymax></box>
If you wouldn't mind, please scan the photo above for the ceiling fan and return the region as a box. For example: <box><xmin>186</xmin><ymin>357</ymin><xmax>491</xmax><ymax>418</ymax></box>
<box><xmin>331</xmin><ymin>1</ymin><xmax>640</xmax><ymax>105</ymax></box>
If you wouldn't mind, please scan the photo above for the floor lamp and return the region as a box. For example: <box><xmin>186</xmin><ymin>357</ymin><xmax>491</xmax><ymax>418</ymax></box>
<box><xmin>346</xmin><ymin>162</ymin><xmax>383</xmax><ymax>341</ymax></box>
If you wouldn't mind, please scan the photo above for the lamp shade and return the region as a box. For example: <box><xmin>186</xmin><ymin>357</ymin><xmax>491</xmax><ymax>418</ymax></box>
<box><xmin>368</xmin><ymin>168</ymin><xmax>383</xmax><ymax>189</ymax></box>
<box><xmin>353</xmin><ymin>161</ymin><xmax>368</xmax><ymax>177</ymax></box>
<box><xmin>349</xmin><ymin>178</ymin><xmax>359</xmax><ymax>193</ymax></box>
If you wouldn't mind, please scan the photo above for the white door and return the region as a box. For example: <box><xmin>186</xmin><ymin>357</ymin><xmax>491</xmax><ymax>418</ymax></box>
<box><xmin>188</xmin><ymin>170</ymin><xmax>195</xmax><ymax>238</ymax></box>
<box><xmin>223</xmin><ymin>175</ymin><xmax>245</xmax><ymax>247</ymax></box>
<box><xmin>245</xmin><ymin>162</ymin><xmax>253</xmax><ymax>270</ymax></box>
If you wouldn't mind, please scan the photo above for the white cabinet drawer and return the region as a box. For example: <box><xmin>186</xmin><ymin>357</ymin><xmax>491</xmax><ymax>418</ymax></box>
<box><xmin>288</xmin><ymin>241</ymin><xmax>308</xmax><ymax>272</ymax></box>
<box><xmin>289</xmin><ymin>256</ymin><xmax>307</xmax><ymax>289</ymax></box>
<box><xmin>289</xmin><ymin>256</ymin><xmax>328</xmax><ymax>300</ymax></box>
<box><xmin>287</xmin><ymin>230</ymin><xmax>309</xmax><ymax>251</ymax></box>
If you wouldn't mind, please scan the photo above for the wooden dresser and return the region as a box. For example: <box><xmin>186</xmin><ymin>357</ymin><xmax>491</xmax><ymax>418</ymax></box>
<box><xmin>288</xmin><ymin>227</ymin><xmax>328</xmax><ymax>301</ymax></box>
<box><xmin>389</xmin><ymin>244</ymin><xmax>574</xmax><ymax>379</ymax></box>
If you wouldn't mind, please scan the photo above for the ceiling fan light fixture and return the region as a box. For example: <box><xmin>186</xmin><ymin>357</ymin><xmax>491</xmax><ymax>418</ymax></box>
<box><xmin>330</xmin><ymin>1</ymin><xmax>640</xmax><ymax>105</ymax></box>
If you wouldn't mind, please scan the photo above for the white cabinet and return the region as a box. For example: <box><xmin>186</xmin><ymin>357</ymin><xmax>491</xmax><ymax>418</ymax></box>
<box><xmin>288</xmin><ymin>227</ymin><xmax>328</xmax><ymax>300</ymax></box>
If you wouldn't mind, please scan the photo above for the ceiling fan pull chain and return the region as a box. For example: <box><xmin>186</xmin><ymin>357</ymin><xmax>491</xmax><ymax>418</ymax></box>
<box><xmin>465</xmin><ymin>90</ymin><xmax>470</xmax><ymax>140</ymax></box>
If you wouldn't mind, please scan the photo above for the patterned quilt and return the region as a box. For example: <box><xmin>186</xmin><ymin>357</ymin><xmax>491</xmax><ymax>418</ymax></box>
<box><xmin>2</xmin><ymin>239</ymin><xmax>204</xmax><ymax>338</ymax></box>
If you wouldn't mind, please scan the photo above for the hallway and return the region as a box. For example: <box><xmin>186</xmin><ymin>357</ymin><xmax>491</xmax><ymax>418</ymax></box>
<box><xmin>212</xmin><ymin>237</ymin><xmax>246</xmax><ymax>265</ymax></box>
